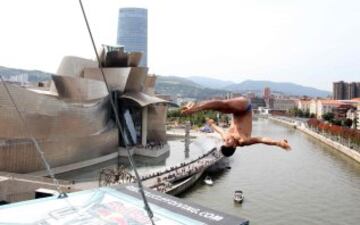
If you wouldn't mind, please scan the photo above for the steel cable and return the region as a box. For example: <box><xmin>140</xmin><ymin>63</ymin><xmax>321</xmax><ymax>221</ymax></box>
<box><xmin>78</xmin><ymin>0</ymin><xmax>155</xmax><ymax>224</ymax></box>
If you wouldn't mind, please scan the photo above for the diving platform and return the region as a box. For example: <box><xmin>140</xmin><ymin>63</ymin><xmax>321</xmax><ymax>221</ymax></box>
<box><xmin>0</xmin><ymin>184</ymin><xmax>249</xmax><ymax>225</ymax></box>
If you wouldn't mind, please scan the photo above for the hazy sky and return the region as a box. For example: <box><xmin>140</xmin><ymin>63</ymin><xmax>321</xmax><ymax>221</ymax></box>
<box><xmin>0</xmin><ymin>0</ymin><xmax>359</xmax><ymax>91</ymax></box>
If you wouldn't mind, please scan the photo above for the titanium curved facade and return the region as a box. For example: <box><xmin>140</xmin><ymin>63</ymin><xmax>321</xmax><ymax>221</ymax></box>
<box><xmin>0</xmin><ymin>82</ymin><xmax>118</xmax><ymax>172</ymax></box>
<box><xmin>0</xmin><ymin>84</ymin><xmax>109</xmax><ymax>139</ymax></box>
<box><xmin>0</xmin><ymin>46</ymin><xmax>168</xmax><ymax>173</ymax></box>
<box><xmin>117</xmin><ymin>8</ymin><xmax>148</xmax><ymax>67</ymax></box>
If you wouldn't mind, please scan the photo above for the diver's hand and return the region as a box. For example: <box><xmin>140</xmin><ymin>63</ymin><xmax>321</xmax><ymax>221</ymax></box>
<box><xmin>206</xmin><ymin>118</ymin><xmax>215</xmax><ymax>125</ymax></box>
<box><xmin>278</xmin><ymin>139</ymin><xmax>291</xmax><ymax>151</ymax></box>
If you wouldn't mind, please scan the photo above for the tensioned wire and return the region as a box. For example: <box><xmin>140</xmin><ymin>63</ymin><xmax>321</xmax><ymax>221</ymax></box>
<box><xmin>0</xmin><ymin>75</ymin><xmax>67</xmax><ymax>198</ymax></box>
<box><xmin>0</xmin><ymin>1</ymin><xmax>156</xmax><ymax>222</ymax></box>
<box><xmin>0</xmin><ymin>1</ymin><xmax>155</xmax><ymax>223</ymax></box>
<box><xmin>0</xmin><ymin>77</ymin><xmax>100</xmax><ymax>224</ymax></box>
<box><xmin>78</xmin><ymin>0</ymin><xmax>155</xmax><ymax>224</ymax></box>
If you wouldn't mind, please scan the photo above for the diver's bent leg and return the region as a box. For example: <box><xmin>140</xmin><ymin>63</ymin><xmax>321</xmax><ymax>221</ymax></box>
<box><xmin>224</xmin><ymin>97</ymin><xmax>251</xmax><ymax>114</ymax></box>
<box><xmin>195</xmin><ymin>97</ymin><xmax>250</xmax><ymax>114</ymax></box>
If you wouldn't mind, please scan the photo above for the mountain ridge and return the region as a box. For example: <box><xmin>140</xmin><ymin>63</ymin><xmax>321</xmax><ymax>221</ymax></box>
<box><xmin>0</xmin><ymin>66</ymin><xmax>332</xmax><ymax>98</ymax></box>
<box><xmin>180</xmin><ymin>76</ymin><xmax>330</xmax><ymax>97</ymax></box>
<box><xmin>188</xmin><ymin>76</ymin><xmax>235</xmax><ymax>89</ymax></box>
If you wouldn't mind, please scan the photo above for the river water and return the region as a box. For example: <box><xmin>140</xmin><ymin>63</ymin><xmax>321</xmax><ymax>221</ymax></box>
<box><xmin>59</xmin><ymin>118</ymin><xmax>360</xmax><ymax>225</ymax></box>
<box><xmin>180</xmin><ymin>118</ymin><xmax>360</xmax><ymax>225</ymax></box>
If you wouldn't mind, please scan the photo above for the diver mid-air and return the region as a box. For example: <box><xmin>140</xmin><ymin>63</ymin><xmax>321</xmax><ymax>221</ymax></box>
<box><xmin>181</xmin><ymin>97</ymin><xmax>291</xmax><ymax>157</ymax></box>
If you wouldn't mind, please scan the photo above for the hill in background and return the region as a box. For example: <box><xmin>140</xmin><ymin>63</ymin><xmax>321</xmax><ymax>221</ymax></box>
<box><xmin>155</xmin><ymin>76</ymin><xmax>229</xmax><ymax>100</ymax></box>
<box><xmin>181</xmin><ymin>76</ymin><xmax>331</xmax><ymax>98</ymax></box>
<box><xmin>188</xmin><ymin>76</ymin><xmax>235</xmax><ymax>89</ymax></box>
<box><xmin>0</xmin><ymin>66</ymin><xmax>51</xmax><ymax>82</ymax></box>
<box><xmin>0</xmin><ymin>66</ymin><xmax>331</xmax><ymax>99</ymax></box>
<box><xmin>224</xmin><ymin>79</ymin><xmax>331</xmax><ymax>98</ymax></box>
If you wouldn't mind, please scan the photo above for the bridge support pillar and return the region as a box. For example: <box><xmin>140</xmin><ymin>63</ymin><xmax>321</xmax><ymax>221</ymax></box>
<box><xmin>142</xmin><ymin>107</ymin><xmax>148</xmax><ymax>146</ymax></box>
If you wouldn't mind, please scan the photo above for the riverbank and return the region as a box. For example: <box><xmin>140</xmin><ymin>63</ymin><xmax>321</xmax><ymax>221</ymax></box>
<box><xmin>269</xmin><ymin>116</ymin><xmax>360</xmax><ymax>163</ymax></box>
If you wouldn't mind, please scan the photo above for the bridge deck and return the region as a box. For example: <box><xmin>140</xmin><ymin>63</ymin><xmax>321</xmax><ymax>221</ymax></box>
<box><xmin>141</xmin><ymin>148</ymin><xmax>223</xmax><ymax>191</ymax></box>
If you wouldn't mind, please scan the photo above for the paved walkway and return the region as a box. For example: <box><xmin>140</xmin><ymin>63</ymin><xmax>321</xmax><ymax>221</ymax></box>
<box><xmin>141</xmin><ymin>148</ymin><xmax>223</xmax><ymax>191</ymax></box>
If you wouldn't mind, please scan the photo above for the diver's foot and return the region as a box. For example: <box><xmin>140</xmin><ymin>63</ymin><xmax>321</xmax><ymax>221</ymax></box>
<box><xmin>181</xmin><ymin>102</ymin><xmax>196</xmax><ymax>114</ymax></box>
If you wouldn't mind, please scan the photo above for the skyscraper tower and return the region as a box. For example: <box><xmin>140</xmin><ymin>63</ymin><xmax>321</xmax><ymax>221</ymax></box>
<box><xmin>333</xmin><ymin>81</ymin><xmax>346</xmax><ymax>100</ymax></box>
<box><xmin>333</xmin><ymin>81</ymin><xmax>360</xmax><ymax>100</ymax></box>
<box><xmin>263</xmin><ymin>87</ymin><xmax>271</xmax><ymax>99</ymax></box>
<box><xmin>348</xmin><ymin>82</ymin><xmax>357</xmax><ymax>99</ymax></box>
<box><xmin>263</xmin><ymin>87</ymin><xmax>271</xmax><ymax>108</ymax></box>
<box><xmin>117</xmin><ymin>8</ymin><xmax>148</xmax><ymax>67</ymax></box>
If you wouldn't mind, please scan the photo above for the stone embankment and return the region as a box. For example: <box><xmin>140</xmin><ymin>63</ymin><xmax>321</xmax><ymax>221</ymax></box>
<box><xmin>269</xmin><ymin>116</ymin><xmax>360</xmax><ymax>163</ymax></box>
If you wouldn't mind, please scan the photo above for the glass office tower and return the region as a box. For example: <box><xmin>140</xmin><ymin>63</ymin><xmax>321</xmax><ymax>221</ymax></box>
<box><xmin>117</xmin><ymin>8</ymin><xmax>148</xmax><ymax>67</ymax></box>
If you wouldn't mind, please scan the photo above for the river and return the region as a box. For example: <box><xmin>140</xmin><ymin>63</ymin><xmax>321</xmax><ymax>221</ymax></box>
<box><xmin>180</xmin><ymin>118</ymin><xmax>360</xmax><ymax>225</ymax></box>
<box><xmin>58</xmin><ymin>118</ymin><xmax>360</xmax><ymax>225</ymax></box>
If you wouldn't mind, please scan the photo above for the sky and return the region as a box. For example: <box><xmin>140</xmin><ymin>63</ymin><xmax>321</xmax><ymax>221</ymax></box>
<box><xmin>0</xmin><ymin>0</ymin><xmax>359</xmax><ymax>91</ymax></box>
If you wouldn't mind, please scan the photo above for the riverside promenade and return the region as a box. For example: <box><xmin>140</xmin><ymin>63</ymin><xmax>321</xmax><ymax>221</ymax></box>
<box><xmin>269</xmin><ymin>116</ymin><xmax>360</xmax><ymax>163</ymax></box>
<box><xmin>141</xmin><ymin>147</ymin><xmax>223</xmax><ymax>194</ymax></box>
<box><xmin>96</xmin><ymin>129</ymin><xmax>225</xmax><ymax>195</ymax></box>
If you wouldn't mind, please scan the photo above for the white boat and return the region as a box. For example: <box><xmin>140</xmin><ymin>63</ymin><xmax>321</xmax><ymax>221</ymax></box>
<box><xmin>234</xmin><ymin>190</ymin><xmax>244</xmax><ymax>203</ymax></box>
<box><xmin>204</xmin><ymin>176</ymin><xmax>213</xmax><ymax>185</ymax></box>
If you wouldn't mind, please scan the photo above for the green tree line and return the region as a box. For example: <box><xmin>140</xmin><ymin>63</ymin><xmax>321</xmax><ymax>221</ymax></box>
<box><xmin>167</xmin><ymin>108</ymin><xmax>228</xmax><ymax>127</ymax></box>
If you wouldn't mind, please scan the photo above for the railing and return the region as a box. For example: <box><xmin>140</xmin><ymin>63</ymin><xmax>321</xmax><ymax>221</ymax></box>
<box><xmin>272</xmin><ymin>116</ymin><xmax>360</xmax><ymax>152</ymax></box>
<box><xmin>141</xmin><ymin>148</ymin><xmax>220</xmax><ymax>181</ymax></box>
<box><xmin>307</xmin><ymin>126</ymin><xmax>360</xmax><ymax>152</ymax></box>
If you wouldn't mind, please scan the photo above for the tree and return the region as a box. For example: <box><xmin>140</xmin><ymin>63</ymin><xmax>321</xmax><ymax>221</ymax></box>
<box><xmin>343</xmin><ymin>118</ymin><xmax>353</xmax><ymax>128</ymax></box>
<box><xmin>297</xmin><ymin>109</ymin><xmax>304</xmax><ymax>117</ymax></box>
<box><xmin>289</xmin><ymin>107</ymin><xmax>305</xmax><ymax>117</ymax></box>
<box><xmin>331</xmin><ymin>119</ymin><xmax>342</xmax><ymax>126</ymax></box>
<box><xmin>288</xmin><ymin>107</ymin><xmax>296</xmax><ymax>117</ymax></box>
<box><xmin>322</xmin><ymin>112</ymin><xmax>334</xmax><ymax>121</ymax></box>
<box><xmin>167</xmin><ymin>108</ymin><xmax>220</xmax><ymax>127</ymax></box>
<box><xmin>307</xmin><ymin>118</ymin><xmax>320</xmax><ymax>127</ymax></box>
<box><xmin>307</xmin><ymin>117</ymin><xmax>360</xmax><ymax>148</ymax></box>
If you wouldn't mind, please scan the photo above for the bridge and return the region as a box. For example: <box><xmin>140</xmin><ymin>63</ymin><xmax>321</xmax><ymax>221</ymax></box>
<box><xmin>141</xmin><ymin>147</ymin><xmax>224</xmax><ymax>194</ymax></box>
<box><xmin>99</xmin><ymin>147</ymin><xmax>225</xmax><ymax>195</ymax></box>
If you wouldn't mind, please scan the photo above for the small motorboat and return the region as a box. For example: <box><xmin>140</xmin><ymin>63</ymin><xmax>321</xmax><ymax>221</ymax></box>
<box><xmin>234</xmin><ymin>190</ymin><xmax>244</xmax><ymax>203</ymax></box>
<box><xmin>204</xmin><ymin>176</ymin><xmax>213</xmax><ymax>185</ymax></box>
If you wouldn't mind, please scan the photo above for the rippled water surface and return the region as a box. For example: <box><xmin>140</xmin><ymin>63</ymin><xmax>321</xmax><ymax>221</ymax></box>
<box><xmin>180</xmin><ymin>119</ymin><xmax>360</xmax><ymax>225</ymax></box>
<box><xmin>59</xmin><ymin>119</ymin><xmax>360</xmax><ymax>225</ymax></box>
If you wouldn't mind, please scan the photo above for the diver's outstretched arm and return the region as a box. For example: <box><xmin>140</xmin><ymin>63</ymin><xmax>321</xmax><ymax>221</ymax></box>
<box><xmin>208</xmin><ymin>120</ymin><xmax>226</xmax><ymax>139</ymax></box>
<box><xmin>242</xmin><ymin>137</ymin><xmax>291</xmax><ymax>151</ymax></box>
